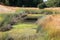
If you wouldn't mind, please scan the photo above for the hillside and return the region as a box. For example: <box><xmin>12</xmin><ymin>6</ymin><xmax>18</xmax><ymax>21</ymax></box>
<box><xmin>0</xmin><ymin>5</ymin><xmax>60</xmax><ymax>13</ymax></box>
<box><xmin>0</xmin><ymin>5</ymin><xmax>39</xmax><ymax>13</ymax></box>
<box><xmin>0</xmin><ymin>5</ymin><xmax>20</xmax><ymax>13</ymax></box>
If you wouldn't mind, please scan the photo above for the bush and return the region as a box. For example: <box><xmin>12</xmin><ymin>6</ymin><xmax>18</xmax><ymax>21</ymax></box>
<box><xmin>38</xmin><ymin>3</ymin><xmax>47</xmax><ymax>9</ymax></box>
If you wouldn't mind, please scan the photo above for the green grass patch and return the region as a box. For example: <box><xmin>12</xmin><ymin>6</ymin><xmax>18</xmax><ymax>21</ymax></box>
<box><xmin>13</xmin><ymin>23</ymin><xmax>38</xmax><ymax>29</ymax></box>
<box><xmin>27</xmin><ymin>14</ymin><xmax>45</xmax><ymax>18</ymax></box>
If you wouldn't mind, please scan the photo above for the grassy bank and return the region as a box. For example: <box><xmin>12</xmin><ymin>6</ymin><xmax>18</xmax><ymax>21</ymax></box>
<box><xmin>0</xmin><ymin>9</ymin><xmax>60</xmax><ymax>40</ymax></box>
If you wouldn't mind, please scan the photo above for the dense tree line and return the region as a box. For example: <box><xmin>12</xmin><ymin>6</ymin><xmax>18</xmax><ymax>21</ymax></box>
<box><xmin>38</xmin><ymin>0</ymin><xmax>60</xmax><ymax>9</ymax></box>
<box><xmin>0</xmin><ymin>0</ymin><xmax>60</xmax><ymax>8</ymax></box>
<box><xmin>46</xmin><ymin>0</ymin><xmax>60</xmax><ymax>7</ymax></box>
<box><xmin>0</xmin><ymin>0</ymin><xmax>43</xmax><ymax>7</ymax></box>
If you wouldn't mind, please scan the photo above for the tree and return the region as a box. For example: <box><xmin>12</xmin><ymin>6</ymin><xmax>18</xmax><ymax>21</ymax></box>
<box><xmin>5</xmin><ymin>0</ymin><xmax>9</xmax><ymax>5</ymax></box>
<box><xmin>46</xmin><ymin>0</ymin><xmax>60</xmax><ymax>7</ymax></box>
<box><xmin>0</xmin><ymin>0</ymin><xmax>43</xmax><ymax>7</ymax></box>
<box><xmin>32</xmin><ymin>0</ymin><xmax>43</xmax><ymax>7</ymax></box>
<box><xmin>38</xmin><ymin>3</ymin><xmax>47</xmax><ymax>9</ymax></box>
<box><xmin>0</xmin><ymin>0</ymin><xmax>10</xmax><ymax>5</ymax></box>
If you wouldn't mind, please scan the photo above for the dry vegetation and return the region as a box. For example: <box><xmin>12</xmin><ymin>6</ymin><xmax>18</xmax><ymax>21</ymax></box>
<box><xmin>0</xmin><ymin>5</ymin><xmax>60</xmax><ymax>40</ymax></box>
<box><xmin>45</xmin><ymin>7</ymin><xmax>60</xmax><ymax>12</ymax></box>
<box><xmin>0</xmin><ymin>5</ymin><xmax>39</xmax><ymax>13</ymax></box>
<box><xmin>0</xmin><ymin>5</ymin><xmax>18</xmax><ymax>13</ymax></box>
<box><xmin>37</xmin><ymin>14</ymin><xmax>60</xmax><ymax>40</ymax></box>
<box><xmin>0</xmin><ymin>5</ymin><xmax>60</xmax><ymax>13</ymax></box>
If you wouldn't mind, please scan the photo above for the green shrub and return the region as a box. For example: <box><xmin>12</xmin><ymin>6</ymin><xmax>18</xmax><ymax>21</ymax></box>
<box><xmin>0</xmin><ymin>14</ymin><xmax>14</xmax><ymax>31</ymax></box>
<box><xmin>0</xmin><ymin>12</ymin><xmax>28</xmax><ymax>32</ymax></box>
<box><xmin>38</xmin><ymin>3</ymin><xmax>47</xmax><ymax>9</ymax></box>
<box><xmin>0</xmin><ymin>14</ymin><xmax>13</xmax><ymax>31</ymax></box>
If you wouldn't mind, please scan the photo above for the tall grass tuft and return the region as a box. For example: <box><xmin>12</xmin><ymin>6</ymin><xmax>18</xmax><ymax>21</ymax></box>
<box><xmin>36</xmin><ymin>14</ymin><xmax>60</xmax><ymax>40</ymax></box>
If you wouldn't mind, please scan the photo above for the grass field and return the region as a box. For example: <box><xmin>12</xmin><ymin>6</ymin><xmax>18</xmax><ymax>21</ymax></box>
<box><xmin>0</xmin><ymin>23</ymin><xmax>39</xmax><ymax>40</ymax></box>
<box><xmin>0</xmin><ymin>13</ymin><xmax>50</xmax><ymax>40</ymax></box>
<box><xmin>0</xmin><ymin>13</ymin><xmax>40</xmax><ymax>40</ymax></box>
<box><xmin>0</xmin><ymin>5</ymin><xmax>60</xmax><ymax>40</ymax></box>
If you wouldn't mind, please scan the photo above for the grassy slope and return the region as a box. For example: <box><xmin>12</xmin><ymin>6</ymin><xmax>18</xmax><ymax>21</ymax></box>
<box><xmin>0</xmin><ymin>5</ymin><xmax>60</xmax><ymax>40</ymax></box>
<box><xmin>0</xmin><ymin>13</ymin><xmax>39</xmax><ymax>40</ymax></box>
<box><xmin>0</xmin><ymin>23</ymin><xmax>39</xmax><ymax>40</ymax></box>
<box><xmin>0</xmin><ymin>9</ymin><xmax>51</xmax><ymax>40</ymax></box>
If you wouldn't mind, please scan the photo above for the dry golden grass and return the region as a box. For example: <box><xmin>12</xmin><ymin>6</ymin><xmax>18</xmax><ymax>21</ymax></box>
<box><xmin>0</xmin><ymin>5</ymin><xmax>60</xmax><ymax>14</ymax></box>
<box><xmin>0</xmin><ymin>5</ymin><xmax>39</xmax><ymax>13</ymax></box>
<box><xmin>38</xmin><ymin>14</ymin><xmax>60</xmax><ymax>39</ymax></box>
<box><xmin>45</xmin><ymin>7</ymin><xmax>60</xmax><ymax>12</ymax></box>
